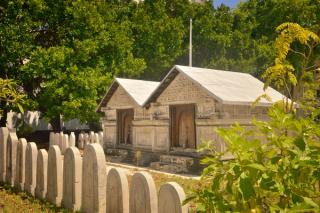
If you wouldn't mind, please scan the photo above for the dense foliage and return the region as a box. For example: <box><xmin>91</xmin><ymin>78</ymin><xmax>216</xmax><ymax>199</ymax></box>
<box><xmin>0</xmin><ymin>78</ymin><xmax>25</xmax><ymax>116</ymax></box>
<box><xmin>1</xmin><ymin>0</ymin><xmax>320</xmax><ymax>128</ymax></box>
<box><xmin>186</xmin><ymin>23</ymin><xmax>320</xmax><ymax>212</ymax></box>
<box><xmin>187</xmin><ymin>107</ymin><xmax>320</xmax><ymax>212</ymax></box>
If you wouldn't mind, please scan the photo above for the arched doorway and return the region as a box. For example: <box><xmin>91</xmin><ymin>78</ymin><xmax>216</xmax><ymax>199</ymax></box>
<box><xmin>117</xmin><ymin>109</ymin><xmax>134</xmax><ymax>145</ymax></box>
<box><xmin>170</xmin><ymin>104</ymin><xmax>196</xmax><ymax>149</ymax></box>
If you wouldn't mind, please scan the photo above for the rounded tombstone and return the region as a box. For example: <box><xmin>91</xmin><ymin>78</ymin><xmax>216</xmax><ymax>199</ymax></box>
<box><xmin>69</xmin><ymin>132</ymin><xmax>76</xmax><ymax>147</ymax></box>
<box><xmin>98</xmin><ymin>131</ymin><xmax>104</xmax><ymax>147</ymax></box>
<box><xmin>54</xmin><ymin>133</ymin><xmax>60</xmax><ymax>147</ymax></box>
<box><xmin>49</xmin><ymin>132</ymin><xmax>55</xmax><ymax>147</ymax></box>
<box><xmin>6</xmin><ymin>132</ymin><xmax>18</xmax><ymax>186</ymax></box>
<box><xmin>0</xmin><ymin>127</ymin><xmax>9</xmax><ymax>182</ymax></box>
<box><xmin>158</xmin><ymin>182</ymin><xmax>188</xmax><ymax>213</ymax></box>
<box><xmin>47</xmin><ymin>145</ymin><xmax>63</xmax><ymax>206</ymax></box>
<box><xmin>59</xmin><ymin>132</ymin><xmax>64</xmax><ymax>151</ymax></box>
<box><xmin>106</xmin><ymin>168</ymin><xmax>129</xmax><ymax>213</ymax></box>
<box><xmin>62</xmin><ymin>147</ymin><xmax>82</xmax><ymax>211</ymax></box>
<box><xmin>61</xmin><ymin>134</ymin><xmax>69</xmax><ymax>154</ymax></box>
<box><xmin>84</xmin><ymin>133</ymin><xmax>89</xmax><ymax>147</ymax></box>
<box><xmin>94</xmin><ymin>133</ymin><xmax>99</xmax><ymax>144</ymax></box>
<box><xmin>89</xmin><ymin>131</ymin><xmax>95</xmax><ymax>143</ymax></box>
<box><xmin>129</xmin><ymin>172</ymin><xmax>158</xmax><ymax>213</ymax></box>
<box><xmin>35</xmin><ymin>149</ymin><xmax>48</xmax><ymax>199</ymax></box>
<box><xmin>78</xmin><ymin>133</ymin><xmax>84</xmax><ymax>149</ymax></box>
<box><xmin>15</xmin><ymin>138</ymin><xmax>27</xmax><ymax>190</ymax></box>
<box><xmin>24</xmin><ymin>142</ymin><xmax>38</xmax><ymax>196</ymax></box>
<box><xmin>82</xmin><ymin>143</ymin><xmax>106</xmax><ymax>213</ymax></box>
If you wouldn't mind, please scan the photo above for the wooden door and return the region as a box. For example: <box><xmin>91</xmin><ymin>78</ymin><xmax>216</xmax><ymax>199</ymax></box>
<box><xmin>170</xmin><ymin>104</ymin><xmax>196</xmax><ymax>149</ymax></box>
<box><xmin>117</xmin><ymin>109</ymin><xmax>134</xmax><ymax>144</ymax></box>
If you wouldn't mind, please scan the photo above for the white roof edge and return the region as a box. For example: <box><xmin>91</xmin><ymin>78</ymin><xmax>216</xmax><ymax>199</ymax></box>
<box><xmin>115</xmin><ymin>78</ymin><xmax>149</xmax><ymax>106</ymax></box>
<box><xmin>96</xmin><ymin>78</ymin><xmax>118</xmax><ymax>112</ymax></box>
<box><xmin>142</xmin><ymin>65</ymin><xmax>179</xmax><ymax>106</ymax></box>
<box><xmin>175</xmin><ymin>66</ymin><xmax>224</xmax><ymax>103</ymax></box>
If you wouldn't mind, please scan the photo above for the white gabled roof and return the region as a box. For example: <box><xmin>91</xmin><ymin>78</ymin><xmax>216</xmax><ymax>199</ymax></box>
<box><xmin>96</xmin><ymin>78</ymin><xmax>159</xmax><ymax>111</ymax></box>
<box><xmin>116</xmin><ymin>78</ymin><xmax>159</xmax><ymax>106</ymax></box>
<box><xmin>145</xmin><ymin>65</ymin><xmax>286</xmax><ymax>106</ymax></box>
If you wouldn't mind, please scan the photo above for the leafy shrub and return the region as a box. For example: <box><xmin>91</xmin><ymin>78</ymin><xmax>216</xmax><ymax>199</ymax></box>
<box><xmin>186</xmin><ymin>106</ymin><xmax>320</xmax><ymax>212</ymax></box>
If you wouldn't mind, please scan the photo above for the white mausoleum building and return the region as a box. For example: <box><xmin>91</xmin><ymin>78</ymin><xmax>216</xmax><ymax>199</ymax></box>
<box><xmin>97</xmin><ymin>65</ymin><xmax>285</xmax><ymax>170</ymax></box>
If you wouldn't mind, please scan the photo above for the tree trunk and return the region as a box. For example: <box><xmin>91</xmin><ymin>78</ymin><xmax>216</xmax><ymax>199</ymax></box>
<box><xmin>50</xmin><ymin>115</ymin><xmax>61</xmax><ymax>131</ymax></box>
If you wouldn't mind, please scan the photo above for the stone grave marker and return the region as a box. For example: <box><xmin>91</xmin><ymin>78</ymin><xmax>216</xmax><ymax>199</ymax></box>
<box><xmin>24</xmin><ymin>142</ymin><xmax>38</xmax><ymax>196</ymax></box>
<box><xmin>35</xmin><ymin>149</ymin><xmax>48</xmax><ymax>199</ymax></box>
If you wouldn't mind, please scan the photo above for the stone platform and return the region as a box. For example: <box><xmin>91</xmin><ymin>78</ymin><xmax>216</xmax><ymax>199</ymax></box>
<box><xmin>150</xmin><ymin>155</ymin><xmax>196</xmax><ymax>174</ymax></box>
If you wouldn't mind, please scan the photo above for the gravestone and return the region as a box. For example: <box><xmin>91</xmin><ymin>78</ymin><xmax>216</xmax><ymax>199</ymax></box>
<box><xmin>82</xmin><ymin>143</ymin><xmax>106</xmax><ymax>213</ymax></box>
<box><xmin>54</xmin><ymin>133</ymin><xmax>60</xmax><ymax>147</ymax></box>
<box><xmin>47</xmin><ymin>145</ymin><xmax>63</xmax><ymax>206</ymax></box>
<box><xmin>62</xmin><ymin>147</ymin><xmax>82</xmax><ymax>211</ymax></box>
<box><xmin>84</xmin><ymin>133</ymin><xmax>89</xmax><ymax>147</ymax></box>
<box><xmin>61</xmin><ymin>134</ymin><xmax>69</xmax><ymax>154</ymax></box>
<box><xmin>24</xmin><ymin>142</ymin><xmax>38</xmax><ymax>196</ymax></box>
<box><xmin>78</xmin><ymin>133</ymin><xmax>84</xmax><ymax>149</ymax></box>
<box><xmin>106</xmin><ymin>168</ymin><xmax>129</xmax><ymax>213</ymax></box>
<box><xmin>0</xmin><ymin>127</ymin><xmax>9</xmax><ymax>182</ymax></box>
<box><xmin>6</xmin><ymin>132</ymin><xmax>18</xmax><ymax>186</ymax></box>
<box><xmin>94</xmin><ymin>133</ymin><xmax>99</xmax><ymax>143</ymax></box>
<box><xmin>89</xmin><ymin>131</ymin><xmax>94</xmax><ymax>143</ymax></box>
<box><xmin>129</xmin><ymin>172</ymin><xmax>158</xmax><ymax>213</ymax></box>
<box><xmin>69</xmin><ymin>132</ymin><xmax>76</xmax><ymax>147</ymax></box>
<box><xmin>35</xmin><ymin>149</ymin><xmax>48</xmax><ymax>199</ymax></box>
<box><xmin>59</xmin><ymin>132</ymin><xmax>64</xmax><ymax>151</ymax></box>
<box><xmin>15</xmin><ymin>138</ymin><xmax>27</xmax><ymax>190</ymax></box>
<box><xmin>158</xmin><ymin>182</ymin><xmax>188</xmax><ymax>213</ymax></box>
<box><xmin>49</xmin><ymin>132</ymin><xmax>55</xmax><ymax>147</ymax></box>
<box><xmin>98</xmin><ymin>131</ymin><xmax>104</xmax><ymax>147</ymax></box>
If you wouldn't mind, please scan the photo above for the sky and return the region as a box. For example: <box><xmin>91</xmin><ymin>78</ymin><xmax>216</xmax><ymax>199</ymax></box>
<box><xmin>213</xmin><ymin>0</ymin><xmax>241</xmax><ymax>8</ymax></box>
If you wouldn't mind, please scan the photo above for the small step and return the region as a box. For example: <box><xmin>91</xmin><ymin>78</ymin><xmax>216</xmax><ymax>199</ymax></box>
<box><xmin>150</xmin><ymin>162</ymin><xmax>188</xmax><ymax>173</ymax></box>
<box><xmin>159</xmin><ymin>155</ymin><xmax>194</xmax><ymax>168</ymax></box>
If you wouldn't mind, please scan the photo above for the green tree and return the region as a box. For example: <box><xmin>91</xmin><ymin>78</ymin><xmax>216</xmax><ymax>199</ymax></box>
<box><xmin>0</xmin><ymin>0</ymin><xmax>146</xmax><ymax>129</ymax></box>
<box><xmin>131</xmin><ymin>0</ymin><xmax>186</xmax><ymax>80</ymax></box>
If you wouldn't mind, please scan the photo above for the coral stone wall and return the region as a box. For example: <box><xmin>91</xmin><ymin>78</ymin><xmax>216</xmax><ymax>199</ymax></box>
<box><xmin>101</xmin><ymin>74</ymin><xmax>271</xmax><ymax>153</ymax></box>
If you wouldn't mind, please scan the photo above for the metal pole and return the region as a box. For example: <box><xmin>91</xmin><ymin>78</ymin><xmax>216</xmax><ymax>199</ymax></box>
<box><xmin>189</xmin><ymin>18</ymin><xmax>192</xmax><ymax>67</ymax></box>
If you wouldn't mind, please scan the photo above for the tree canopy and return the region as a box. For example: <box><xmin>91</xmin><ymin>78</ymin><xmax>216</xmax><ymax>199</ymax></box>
<box><xmin>1</xmin><ymin>0</ymin><xmax>320</xmax><ymax>128</ymax></box>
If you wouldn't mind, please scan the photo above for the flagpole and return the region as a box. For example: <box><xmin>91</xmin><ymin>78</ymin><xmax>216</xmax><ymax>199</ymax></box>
<box><xmin>189</xmin><ymin>18</ymin><xmax>192</xmax><ymax>67</ymax></box>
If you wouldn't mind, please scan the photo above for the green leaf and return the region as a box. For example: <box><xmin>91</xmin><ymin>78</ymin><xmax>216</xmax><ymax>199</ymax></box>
<box><xmin>17</xmin><ymin>103</ymin><xmax>24</xmax><ymax>114</ymax></box>
<box><xmin>239</xmin><ymin>173</ymin><xmax>255</xmax><ymax>201</ymax></box>
<box><xmin>303</xmin><ymin>197</ymin><xmax>319</xmax><ymax>208</ymax></box>
<box><xmin>293</xmin><ymin>136</ymin><xmax>306</xmax><ymax>151</ymax></box>
<box><xmin>247</xmin><ymin>163</ymin><xmax>266</xmax><ymax>171</ymax></box>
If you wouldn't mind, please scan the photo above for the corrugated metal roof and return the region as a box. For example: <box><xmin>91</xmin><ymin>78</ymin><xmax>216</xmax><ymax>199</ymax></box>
<box><xmin>145</xmin><ymin>65</ymin><xmax>286</xmax><ymax>106</ymax></box>
<box><xmin>96</xmin><ymin>78</ymin><xmax>159</xmax><ymax>111</ymax></box>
